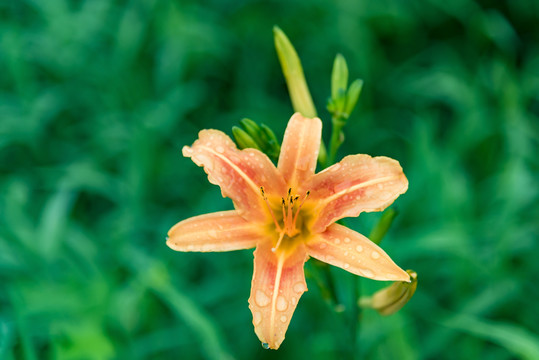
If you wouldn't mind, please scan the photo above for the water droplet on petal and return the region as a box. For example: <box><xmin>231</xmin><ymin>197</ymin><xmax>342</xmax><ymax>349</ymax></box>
<box><xmin>343</xmin><ymin>263</ymin><xmax>350</xmax><ymax>269</ymax></box>
<box><xmin>344</xmin><ymin>237</ymin><xmax>351</xmax><ymax>243</ymax></box>
<box><xmin>334</xmin><ymin>239</ymin><xmax>341</xmax><ymax>245</ymax></box>
<box><xmin>362</xmin><ymin>269</ymin><xmax>374</xmax><ymax>277</ymax></box>
<box><xmin>216</xmin><ymin>146</ymin><xmax>225</xmax><ymax>153</ymax></box>
<box><xmin>255</xmin><ymin>289</ymin><xmax>271</xmax><ymax>307</ymax></box>
<box><xmin>319</xmin><ymin>243</ymin><xmax>327</xmax><ymax>250</ymax></box>
<box><xmin>344</xmin><ymin>251</ymin><xmax>349</xmax><ymax>256</ymax></box>
<box><xmin>377</xmin><ymin>183</ymin><xmax>383</xmax><ymax>189</ymax></box>
<box><xmin>371</xmin><ymin>251</ymin><xmax>380</xmax><ymax>259</ymax></box>
<box><xmin>276</xmin><ymin>295</ymin><xmax>288</xmax><ymax>311</ymax></box>
<box><xmin>261</xmin><ymin>342</ymin><xmax>270</xmax><ymax>349</ymax></box>
<box><xmin>280</xmin><ymin>315</ymin><xmax>288</xmax><ymax>323</ymax></box>
<box><xmin>208</xmin><ymin>229</ymin><xmax>218</xmax><ymax>238</ymax></box>
<box><xmin>331</xmin><ymin>163</ymin><xmax>341</xmax><ymax>172</ymax></box>
<box><xmin>356</xmin><ymin>245</ymin><xmax>363</xmax><ymax>252</ymax></box>
<box><xmin>253</xmin><ymin>311</ymin><xmax>262</xmax><ymax>325</ymax></box>
<box><xmin>293</xmin><ymin>282</ymin><xmax>306</xmax><ymax>293</ymax></box>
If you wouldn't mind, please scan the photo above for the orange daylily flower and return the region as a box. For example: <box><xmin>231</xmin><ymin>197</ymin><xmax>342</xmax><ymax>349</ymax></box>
<box><xmin>167</xmin><ymin>113</ymin><xmax>409</xmax><ymax>349</ymax></box>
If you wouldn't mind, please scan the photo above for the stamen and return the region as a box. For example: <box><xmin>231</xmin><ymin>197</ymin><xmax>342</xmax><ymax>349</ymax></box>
<box><xmin>292</xmin><ymin>190</ymin><xmax>310</xmax><ymax>229</ymax></box>
<box><xmin>260</xmin><ymin>186</ymin><xmax>282</xmax><ymax>232</ymax></box>
<box><xmin>287</xmin><ymin>195</ymin><xmax>293</xmax><ymax>233</ymax></box>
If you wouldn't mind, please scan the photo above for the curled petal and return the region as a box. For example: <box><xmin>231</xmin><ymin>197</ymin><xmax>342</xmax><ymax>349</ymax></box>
<box><xmin>167</xmin><ymin>211</ymin><xmax>262</xmax><ymax>252</ymax></box>
<box><xmin>277</xmin><ymin>113</ymin><xmax>322</xmax><ymax>187</ymax></box>
<box><xmin>183</xmin><ymin>130</ymin><xmax>286</xmax><ymax>222</ymax></box>
<box><xmin>304</xmin><ymin>154</ymin><xmax>408</xmax><ymax>233</ymax></box>
<box><xmin>248</xmin><ymin>240</ymin><xmax>308</xmax><ymax>349</ymax></box>
<box><xmin>306</xmin><ymin>223</ymin><xmax>409</xmax><ymax>282</ymax></box>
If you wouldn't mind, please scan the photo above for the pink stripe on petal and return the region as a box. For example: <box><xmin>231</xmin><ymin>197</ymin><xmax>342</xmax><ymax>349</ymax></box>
<box><xmin>248</xmin><ymin>240</ymin><xmax>308</xmax><ymax>349</ymax></box>
<box><xmin>304</xmin><ymin>154</ymin><xmax>408</xmax><ymax>233</ymax></box>
<box><xmin>183</xmin><ymin>130</ymin><xmax>286</xmax><ymax>222</ymax></box>
<box><xmin>306</xmin><ymin>223</ymin><xmax>409</xmax><ymax>282</ymax></box>
<box><xmin>277</xmin><ymin>113</ymin><xmax>322</xmax><ymax>188</ymax></box>
<box><xmin>167</xmin><ymin>211</ymin><xmax>263</xmax><ymax>252</ymax></box>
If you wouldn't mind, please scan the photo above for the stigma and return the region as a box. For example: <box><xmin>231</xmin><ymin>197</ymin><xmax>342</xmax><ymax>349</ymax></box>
<box><xmin>260</xmin><ymin>187</ymin><xmax>310</xmax><ymax>252</ymax></box>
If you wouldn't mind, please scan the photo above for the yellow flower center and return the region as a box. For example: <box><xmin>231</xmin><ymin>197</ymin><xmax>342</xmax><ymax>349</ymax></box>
<box><xmin>260</xmin><ymin>187</ymin><xmax>310</xmax><ymax>252</ymax></box>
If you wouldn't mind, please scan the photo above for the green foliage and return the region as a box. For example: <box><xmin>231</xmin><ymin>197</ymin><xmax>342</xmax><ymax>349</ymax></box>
<box><xmin>1</xmin><ymin>0</ymin><xmax>538</xmax><ymax>359</ymax></box>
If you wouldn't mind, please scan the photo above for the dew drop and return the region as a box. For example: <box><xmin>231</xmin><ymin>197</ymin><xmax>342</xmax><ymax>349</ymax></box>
<box><xmin>362</xmin><ymin>269</ymin><xmax>374</xmax><ymax>277</ymax></box>
<box><xmin>344</xmin><ymin>237</ymin><xmax>351</xmax><ymax>243</ymax></box>
<box><xmin>255</xmin><ymin>289</ymin><xmax>271</xmax><ymax>307</ymax></box>
<box><xmin>208</xmin><ymin>229</ymin><xmax>218</xmax><ymax>238</ymax></box>
<box><xmin>186</xmin><ymin>244</ymin><xmax>194</xmax><ymax>251</ymax></box>
<box><xmin>343</xmin><ymin>263</ymin><xmax>350</xmax><ymax>269</ymax></box>
<box><xmin>276</xmin><ymin>295</ymin><xmax>288</xmax><ymax>311</ymax></box>
<box><xmin>319</xmin><ymin>243</ymin><xmax>327</xmax><ymax>250</ymax></box>
<box><xmin>356</xmin><ymin>245</ymin><xmax>363</xmax><ymax>252</ymax></box>
<box><xmin>253</xmin><ymin>311</ymin><xmax>262</xmax><ymax>325</ymax></box>
<box><xmin>262</xmin><ymin>343</ymin><xmax>270</xmax><ymax>349</ymax></box>
<box><xmin>291</xmin><ymin>297</ymin><xmax>297</xmax><ymax>305</ymax></box>
<box><xmin>280</xmin><ymin>315</ymin><xmax>288</xmax><ymax>323</ymax></box>
<box><xmin>344</xmin><ymin>251</ymin><xmax>349</xmax><ymax>256</ymax></box>
<box><xmin>377</xmin><ymin>183</ymin><xmax>383</xmax><ymax>189</ymax></box>
<box><xmin>216</xmin><ymin>146</ymin><xmax>225</xmax><ymax>153</ymax></box>
<box><xmin>293</xmin><ymin>282</ymin><xmax>306</xmax><ymax>293</ymax></box>
<box><xmin>334</xmin><ymin>238</ymin><xmax>341</xmax><ymax>245</ymax></box>
<box><xmin>371</xmin><ymin>251</ymin><xmax>380</xmax><ymax>259</ymax></box>
<box><xmin>331</xmin><ymin>163</ymin><xmax>341</xmax><ymax>172</ymax></box>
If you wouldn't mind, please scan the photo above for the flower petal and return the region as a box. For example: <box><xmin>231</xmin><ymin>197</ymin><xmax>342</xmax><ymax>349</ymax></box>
<box><xmin>183</xmin><ymin>130</ymin><xmax>287</xmax><ymax>222</ymax></box>
<box><xmin>306</xmin><ymin>223</ymin><xmax>410</xmax><ymax>282</ymax></box>
<box><xmin>167</xmin><ymin>211</ymin><xmax>262</xmax><ymax>252</ymax></box>
<box><xmin>248</xmin><ymin>240</ymin><xmax>308</xmax><ymax>349</ymax></box>
<box><xmin>304</xmin><ymin>154</ymin><xmax>408</xmax><ymax>233</ymax></box>
<box><xmin>277</xmin><ymin>113</ymin><xmax>322</xmax><ymax>187</ymax></box>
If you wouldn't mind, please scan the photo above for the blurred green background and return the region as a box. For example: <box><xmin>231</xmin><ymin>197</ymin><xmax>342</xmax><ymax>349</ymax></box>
<box><xmin>1</xmin><ymin>0</ymin><xmax>538</xmax><ymax>359</ymax></box>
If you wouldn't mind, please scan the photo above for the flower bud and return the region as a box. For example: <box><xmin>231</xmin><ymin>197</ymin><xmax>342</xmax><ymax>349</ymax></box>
<box><xmin>232</xmin><ymin>126</ymin><xmax>261</xmax><ymax>150</ymax></box>
<box><xmin>359</xmin><ymin>270</ymin><xmax>417</xmax><ymax>316</ymax></box>
<box><xmin>273</xmin><ymin>26</ymin><xmax>317</xmax><ymax>118</ymax></box>
<box><xmin>344</xmin><ymin>79</ymin><xmax>363</xmax><ymax>117</ymax></box>
<box><xmin>331</xmin><ymin>54</ymin><xmax>349</xmax><ymax>112</ymax></box>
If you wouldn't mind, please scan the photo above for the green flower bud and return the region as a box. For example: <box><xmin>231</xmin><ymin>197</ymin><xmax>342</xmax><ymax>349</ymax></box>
<box><xmin>240</xmin><ymin>118</ymin><xmax>262</xmax><ymax>138</ymax></box>
<box><xmin>232</xmin><ymin>126</ymin><xmax>261</xmax><ymax>150</ymax></box>
<box><xmin>260</xmin><ymin>124</ymin><xmax>281</xmax><ymax>160</ymax></box>
<box><xmin>344</xmin><ymin>78</ymin><xmax>363</xmax><ymax>117</ymax></box>
<box><xmin>273</xmin><ymin>26</ymin><xmax>317</xmax><ymax>118</ymax></box>
<box><xmin>359</xmin><ymin>270</ymin><xmax>417</xmax><ymax>316</ymax></box>
<box><xmin>331</xmin><ymin>54</ymin><xmax>349</xmax><ymax>112</ymax></box>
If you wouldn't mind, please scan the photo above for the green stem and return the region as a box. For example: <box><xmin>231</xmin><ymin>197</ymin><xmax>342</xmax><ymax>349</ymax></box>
<box><xmin>320</xmin><ymin>262</ymin><xmax>341</xmax><ymax>308</ymax></box>
<box><xmin>351</xmin><ymin>276</ymin><xmax>362</xmax><ymax>359</ymax></box>
<box><xmin>327</xmin><ymin>116</ymin><xmax>346</xmax><ymax>166</ymax></box>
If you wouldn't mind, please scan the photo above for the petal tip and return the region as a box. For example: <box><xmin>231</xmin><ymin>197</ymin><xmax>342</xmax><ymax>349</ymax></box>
<box><xmin>182</xmin><ymin>145</ymin><xmax>193</xmax><ymax>157</ymax></box>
